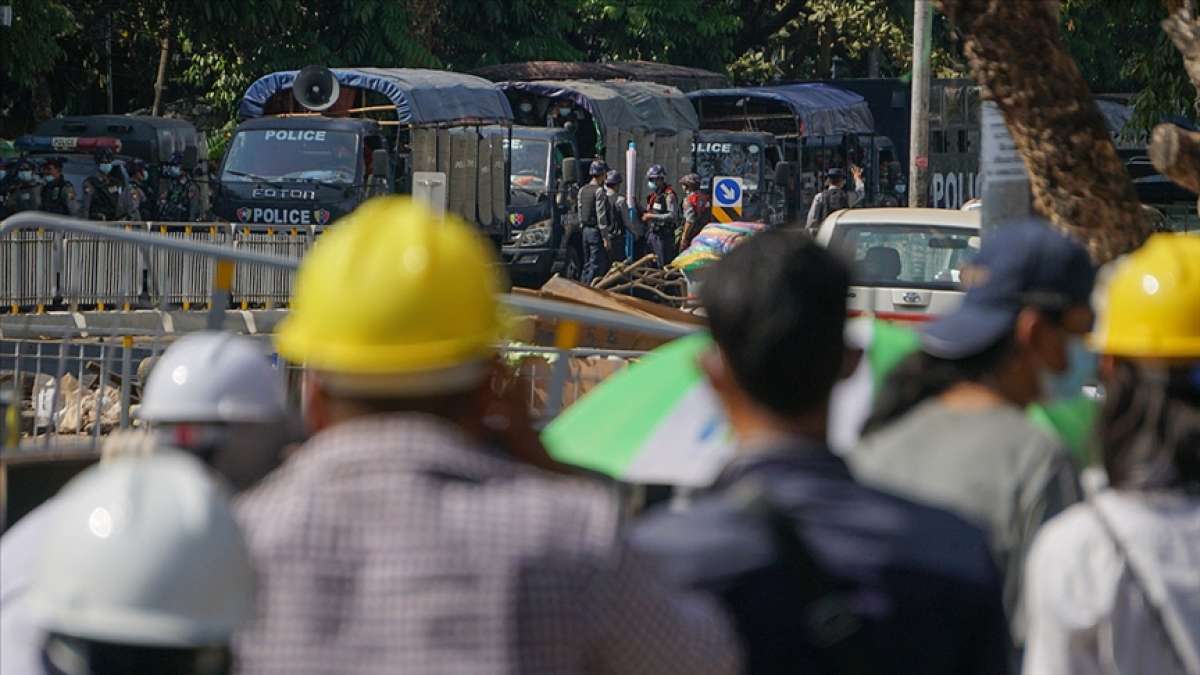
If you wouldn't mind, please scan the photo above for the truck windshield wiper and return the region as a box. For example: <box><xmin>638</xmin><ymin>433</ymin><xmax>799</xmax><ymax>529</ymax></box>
<box><xmin>224</xmin><ymin>170</ymin><xmax>288</xmax><ymax>189</ymax></box>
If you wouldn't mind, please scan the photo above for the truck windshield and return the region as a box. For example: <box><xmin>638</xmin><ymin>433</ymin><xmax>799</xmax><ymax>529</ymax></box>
<box><xmin>507</xmin><ymin>138</ymin><xmax>550</xmax><ymax>205</ymax></box>
<box><xmin>222</xmin><ymin>129</ymin><xmax>359</xmax><ymax>184</ymax></box>
<box><xmin>694</xmin><ymin>142</ymin><xmax>763</xmax><ymax>190</ymax></box>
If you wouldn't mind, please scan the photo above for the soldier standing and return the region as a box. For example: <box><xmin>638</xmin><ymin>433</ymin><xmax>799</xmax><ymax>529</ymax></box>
<box><xmin>157</xmin><ymin>152</ymin><xmax>204</xmax><ymax>222</ymax></box>
<box><xmin>128</xmin><ymin>159</ymin><xmax>157</xmax><ymax>220</ymax></box>
<box><xmin>82</xmin><ymin>150</ymin><xmax>140</xmax><ymax>221</ymax></box>
<box><xmin>577</xmin><ymin>160</ymin><xmax>610</xmax><ymax>284</ymax></box>
<box><xmin>679</xmin><ymin>173</ymin><xmax>710</xmax><ymax>250</ymax></box>
<box><xmin>602</xmin><ymin>170</ymin><xmax>628</xmax><ymax>263</ymax></box>
<box><xmin>40</xmin><ymin>157</ymin><xmax>79</xmax><ymax>217</ymax></box>
<box><xmin>3</xmin><ymin>160</ymin><xmax>43</xmax><ymax>214</ymax></box>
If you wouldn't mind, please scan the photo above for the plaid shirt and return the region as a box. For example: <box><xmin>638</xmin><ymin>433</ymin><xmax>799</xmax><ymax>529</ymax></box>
<box><xmin>234</xmin><ymin>414</ymin><xmax>741</xmax><ymax>675</ymax></box>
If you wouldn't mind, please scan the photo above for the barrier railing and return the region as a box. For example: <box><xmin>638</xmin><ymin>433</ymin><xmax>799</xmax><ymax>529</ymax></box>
<box><xmin>1</xmin><ymin>212</ymin><xmax>697</xmax><ymax>453</ymax></box>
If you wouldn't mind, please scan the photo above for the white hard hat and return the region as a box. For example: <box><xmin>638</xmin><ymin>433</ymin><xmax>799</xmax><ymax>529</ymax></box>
<box><xmin>139</xmin><ymin>332</ymin><xmax>287</xmax><ymax>424</ymax></box>
<box><xmin>29</xmin><ymin>451</ymin><xmax>255</xmax><ymax>646</ymax></box>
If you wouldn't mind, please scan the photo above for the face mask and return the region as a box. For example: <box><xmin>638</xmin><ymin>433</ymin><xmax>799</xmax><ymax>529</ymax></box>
<box><xmin>519</xmin><ymin>102</ymin><xmax>533</xmax><ymax>113</ymax></box>
<box><xmin>166</xmin><ymin>166</ymin><xmax>181</xmax><ymax>177</ymax></box>
<box><xmin>558</xmin><ymin>107</ymin><xmax>572</xmax><ymax>117</ymax></box>
<box><xmin>1039</xmin><ymin>336</ymin><xmax>1098</xmax><ymax>402</ymax></box>
<box><xmin>647</xmin><ymin>180</ymin><xmax>659</xmax><ymax>191</ymax></box>
<box><xmin>99</xmin><ymin>163</ymin><xmax>113</xmax><ymax>174</ymax></box>
<box><xmin>0</xmin><ymin>170</ymin><xmax>6</xmax><ymax>180</ymax></box>
<box><xmin>18</xmin><ymin>171</ymin><xmax>33</xmax><ymax>182</ymax></box>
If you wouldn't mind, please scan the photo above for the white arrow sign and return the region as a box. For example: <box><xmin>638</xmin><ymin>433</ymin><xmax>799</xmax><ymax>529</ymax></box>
<box><xmin>713</xmin><ymin>176</ymin><xmax>743</xmax><ymax>208</ymax></box>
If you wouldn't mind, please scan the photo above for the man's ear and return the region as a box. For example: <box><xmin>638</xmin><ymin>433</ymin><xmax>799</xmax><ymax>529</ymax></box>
<box><xmin>840</xmin><ymin>347</ymin><xmax>863</xmax><ymax>380</ymax></box>
<box><xmin>1014</xmin><ymin>307</ymin><xmax>1041</xmax><ymax>351</ymax></box>
<box><xmin>302</xmin><ymin>370</ymin><xmax>331</xmax><ymax>435</ymax></box>
<box><xmin>699</xmin><ymin>346</ymin><xmax>739</xmax><ymax>398</ymax></box>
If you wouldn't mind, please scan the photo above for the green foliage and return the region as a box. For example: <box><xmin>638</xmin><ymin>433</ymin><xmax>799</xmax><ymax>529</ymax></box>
<box><xmin>0</xmin><ymin>0</ymin><xmax>1192</xmax><ymax>144</ymax></box>
<box><xmin>0</xmin><ymin>0</ymin><xmax>76</xmax><ymax>89</ymax></box>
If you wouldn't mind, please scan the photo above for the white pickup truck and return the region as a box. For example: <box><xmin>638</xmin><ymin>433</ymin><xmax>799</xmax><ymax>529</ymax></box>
<box><xmin>814</xmin><ymin>207</ymin><xmax>980</xmax><ymax>323</ymax></box>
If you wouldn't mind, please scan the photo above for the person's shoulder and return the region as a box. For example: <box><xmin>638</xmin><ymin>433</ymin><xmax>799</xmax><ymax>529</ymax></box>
<box><xmin>631</xmin><ymin>493</ymin><xmax>773</xmax><ymax>585</ymax></box>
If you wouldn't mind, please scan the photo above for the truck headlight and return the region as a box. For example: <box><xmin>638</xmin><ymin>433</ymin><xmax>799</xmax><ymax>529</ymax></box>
<box><xmin>515</xmin><ymin>223</ymin><xmax>551</xmax><ymax>247</ymax></box>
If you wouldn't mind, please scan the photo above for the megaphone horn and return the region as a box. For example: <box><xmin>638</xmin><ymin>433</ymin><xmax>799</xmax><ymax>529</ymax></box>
<box><xmin>293</xmin><ymin>65</ymin><xmax>340</xmax><ymax>112</ymax></box>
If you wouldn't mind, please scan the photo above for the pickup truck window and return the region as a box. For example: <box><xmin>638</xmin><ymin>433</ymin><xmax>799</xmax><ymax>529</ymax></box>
<box><xmin>833</xmin><ymin>224</ymin><xmax>979</xmax><ymax>290</ymax></box>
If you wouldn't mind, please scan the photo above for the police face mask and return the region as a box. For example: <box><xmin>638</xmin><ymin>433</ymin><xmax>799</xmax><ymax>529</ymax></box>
<box><xmin>18</xmin><ymin>170</ymin><xmax>34</xmax><ymax>182</ymax></box>
<box><xmin>647</xmin><ymin>180</ymin><xmax>658</xmax><ymax>191</ymax></box>
<box><xmin>1039</xmin><ymin>335</ymin><xmax>1098</xmax><ymax>401</ymax></box>
<box><xmin>0</xmin><ymin>170</ymin><xmax>6</xmax><ymax>180</ymax></box>
<box><xmin>98</xmin><ymin>163</ymin><xmax>113</xmax><ymax>174</ymax></box>
<box><xmin>558</xmin><ymin>106</ymin><xmax>572</xmax><ymax>117</ymax></box>
<box><xmin>519</xmin><ymin>102</ymin><xmax>533</xmax><ymax>114</ymax></box>
<box><xmin>166</xmin><ymin>165</ymin><xmax>181</xmax><ymax>178</ymax></box>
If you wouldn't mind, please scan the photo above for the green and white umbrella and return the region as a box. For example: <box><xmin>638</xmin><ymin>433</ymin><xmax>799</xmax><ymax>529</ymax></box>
<box><xmin>541</xmin><ymin>333</ymin><xmax>736</xmax><ymax>487</ymax></box>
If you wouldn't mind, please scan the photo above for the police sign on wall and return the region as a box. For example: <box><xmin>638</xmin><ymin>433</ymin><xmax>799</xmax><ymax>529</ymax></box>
<box><xmin>712</xmin><ymin>176</ymin><xmax>743</xmax><ymax>223</ymax></box>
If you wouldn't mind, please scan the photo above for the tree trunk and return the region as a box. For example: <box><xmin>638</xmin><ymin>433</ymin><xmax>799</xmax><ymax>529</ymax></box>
<box><xmin>152</xmin><ymin>21</ymin><xmax>173</xmax><ymax>117</ymax></box>
<box><xmin>936</xmin><ymin>0</ymin><xmax>1149</xmax><ymax>263</ymax></box>
<box><xmin>868</xmin><ymin>43</ymin><xmax>882</xmax><ymax>78</ymax></box>
<box><xmin>1161</xmin><ymin>8</ymin><xmax>1200</xmax><ymax>117</ymax></box>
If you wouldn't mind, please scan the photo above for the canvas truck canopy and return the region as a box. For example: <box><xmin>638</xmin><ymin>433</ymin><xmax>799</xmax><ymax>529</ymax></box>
<box><xmin>501</xmin><ymin>79</ymin><xmax>699</xmax><ymax>134</ymax></box>
<box><xmin>689</xmin><ymin>83</ymin><xmax>876</xmax><ymax>138</ymax></box>
<box><xmin>473</xmin><ymin>61</ymin><xmax>728</xmax><ymax>92</ymax></box>
<box><xmin>239</xmin><ymin>68</ymin><xmax>513</xmax><ymax>125</ymax></box>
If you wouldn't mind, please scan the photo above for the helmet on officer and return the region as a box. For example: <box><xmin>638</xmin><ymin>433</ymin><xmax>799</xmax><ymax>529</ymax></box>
<box><xmin>588</xmin><ymin>160</ymin><xmax>608</xmax><ymax>177</ymax></box>
<box><xmin>138</xmin><ymin>331</ymin><xmax>294</xmax><ymax>492</ymax></box>
<box><xmin>30</xmin><ymin>452</ymin><xmax>254</xmax><ymax>675</ymax></box>
<box><xmin>605</xmin><ymin>170</ymin><xmax>622</xmax><ymax>187</ymax></box>
<box><xmin>680</xmin><ymin>173</ymin><xmax>701</xmax><ymax>190</ymax></box>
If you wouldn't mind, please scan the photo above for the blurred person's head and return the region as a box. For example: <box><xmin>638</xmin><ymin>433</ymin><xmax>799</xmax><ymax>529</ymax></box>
<box><xmin>826</xmin><ymin>167</ymin><xmax>845</xmax><ymax>188</ymax></box>
<box><xmin>30</xmin><ymin>452</ymin><xmax>253</xmax><ymax>675</ymax></box>
<box><xmin>604</xmin><ymin>170</ymin><xmax>622</xmax><ymax>189</ymax></box>
<box><xmin>275</xmin><ymin>197</ymin><xmax>509</xmax><ymax>441</ymax></box>
<box><xmin>865</xmin><ymin>220</ymin><xmax>1097</xmax><ymax>434</ymax></box>
<box><xmin>138</xmin><ymin>332</ymin><xmax>294</xmax><ymax>492</ymax></box>
<box><xmin>680</xmin><ymin>173</ymin><xmax>701</xmax><ymax>194</ymax></box>
<box><xmin>646</xmin><ymin>164</ymin><xmax>667</xmax><ymax>192</ymax></box>
<box><xmin>1089</xmin><ymin>234</ymin><xmax>1200</xmax><ymax>492</ymax></box>
<box><xmin>700</xmin><ymin>229</ymin><xmax>855</xmax><ymax>445</ymax></box>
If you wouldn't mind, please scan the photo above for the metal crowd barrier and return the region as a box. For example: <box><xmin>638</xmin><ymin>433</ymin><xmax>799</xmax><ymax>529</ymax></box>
<box><xmin>232</xmin><ymin>225</ymin><xmax>318</xmax><ymax>309</ymax></box>
<box><xmin>60</xmin><ymin>222</ymin><xmax>145</xmax><ymax>310</ymax></box>
<box><xmin>147</xmin><ymin>223</ymin><xmax>234</xmax><ymax>309</ymax></box>
<box><xmin>1</xmin><ymin>227</ymin><xmax>57</xmax><ymax>312</ymax></box>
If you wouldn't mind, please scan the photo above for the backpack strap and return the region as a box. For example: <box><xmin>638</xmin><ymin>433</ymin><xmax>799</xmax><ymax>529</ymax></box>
<box><xmin>1090</xmin><ymin>497</ymin><xmax>1200</xmax><ymax>675</ymax></box>
<box><xmin>732</xmin><ymin>479</ymin><xmax>872</xmax><ymax>674</ymax></box>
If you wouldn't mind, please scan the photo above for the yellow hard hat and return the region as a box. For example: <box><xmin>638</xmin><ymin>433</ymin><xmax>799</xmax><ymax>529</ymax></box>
<box><xmin>276</xmin><ymin>197</ymin><xmax>507</xmax><ymax>394</ymax></box>
<box><xmin>1089</xmin><ymin>233</ymin><xmax>1200</xmax><ymax>359</ymax></box>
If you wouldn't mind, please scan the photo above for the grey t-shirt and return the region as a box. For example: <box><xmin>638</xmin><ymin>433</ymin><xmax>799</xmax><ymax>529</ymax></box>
<box><xmin>849</xmin><ymin>399</ymin><xmax>1080</xmax><ymax>645</ymax></box>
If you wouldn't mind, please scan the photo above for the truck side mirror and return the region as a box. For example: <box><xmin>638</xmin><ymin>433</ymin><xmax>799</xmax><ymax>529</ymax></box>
<box><xmin>774</xmin><ymin>161</ymin><xmax>793</xmax><ymax>187</ymax></box>
<box><xmin>562</xmin><ymin>158</ymin><xmax>578</xmax><ymax>184</ymax></box>
<box><xmin>371</xmin><ymin>149</ymin><xmax>390</xmax><ymax>178</ymax></box>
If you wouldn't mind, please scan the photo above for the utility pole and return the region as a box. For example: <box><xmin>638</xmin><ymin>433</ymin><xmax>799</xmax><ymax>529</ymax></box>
<box><xmin>908</xmin><ymin>0</ymin><xmax>933</xmax><ymax>207</ymax></box>
<box><xmin>105</xmin><ymin>16</ymin><xmax>115</xmax><ymax>114</ymax></box>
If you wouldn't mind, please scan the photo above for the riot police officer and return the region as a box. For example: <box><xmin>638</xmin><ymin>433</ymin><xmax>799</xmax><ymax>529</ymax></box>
<box><xmin>679</xmin><ymin>173</ymin><xmax>709</xmax><ymax>250</ymax></box>
<box><xmin>602</xmin><ymin>170</ymin><xmax>629</xmax><ymax>262</ymax></box>
<box><xmin>82</xmin><ymin>149</ymin><xmax>140</xmax><ymax>221</ymax></box>
<box><xmin>157</xmin><ymin>152</ymin><xmax>203</xmax><ymax>222</ymax></box>
<box><xmin>128</xmin><ymin>159</ymin><xmax>157</xmax><ymax>220</ymax></box>
<box><xmin>577</xmin><ymin>159</ymin><xmax>610</xmax><ymax>284</ymax></box>
<box><xmin>3</xmin><ymin>159</ymin><xmax>43</xmax><ymax>214</ymax></box>
<box><xmin>40</xmin><ymin>157</ymin><xmax>79</xmax><ymax>216</ymax></box>
<box><xmin>641</xmin><ymin>164</ymin><xmax>679</xmax><ymax>267</ymax></box>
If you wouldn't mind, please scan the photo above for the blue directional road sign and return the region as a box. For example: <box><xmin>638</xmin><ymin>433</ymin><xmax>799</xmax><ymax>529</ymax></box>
<box><xmin>713</xmin><ymin>176</ymin><xmax>743</xmax><ymax>208</ymax></box>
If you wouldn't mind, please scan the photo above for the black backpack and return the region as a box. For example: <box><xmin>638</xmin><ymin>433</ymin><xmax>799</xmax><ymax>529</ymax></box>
<box><xmin>823</xmin><ymin>186</ymin><xmax>850</xmax><ymax>212</ymax></box>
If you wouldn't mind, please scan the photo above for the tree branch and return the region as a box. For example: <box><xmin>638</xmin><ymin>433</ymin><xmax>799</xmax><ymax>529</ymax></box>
<box><xmin>937</xmin><ymin>0</ymin><xmax>1149</xmax><ymax>262</ymax></box>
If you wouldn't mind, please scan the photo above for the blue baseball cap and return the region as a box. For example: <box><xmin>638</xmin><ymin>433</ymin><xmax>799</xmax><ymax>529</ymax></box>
<box><xmin>921</xmin><ymin>219</ymin><xmax>1096</xmax><ymax>359</ymax></box>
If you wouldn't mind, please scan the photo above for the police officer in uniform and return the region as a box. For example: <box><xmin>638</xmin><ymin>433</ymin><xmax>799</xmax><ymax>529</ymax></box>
<box><xmin>3</xmin><ymin>160</ymin><xmax>43</xmax><ymax>214</ymax></box>
<box><xmin>40</xmin><ymin>157</ymin><xmax>78</xmax><ymax>216</ymax></box>
<box><xmin>577</xmin><ymin>159</ymin><xmax>610</xmax><ymax>284</ymax></box>
<box><xmin>128</xmin><ymin>159</ymin><xmax>157</xmax><ymax>220</ymax></box>
<box><xmin>82</xmin><ymin>149</ymin><xmax>140</xmax><ymax>221</ymax></box>
<box><xmin>158</xmin><ymin>152</ymin><xmax>204</xmax><ymax>222</ymax></box>
<box><xmin>805</xmin><ymin>164</ymin><xmax>864</xmax><ymax>229</ymax></box>
<box><xmin>641</xmin><ymin>164</ymin><xmax>679</xmax><ymax>268</ymax></box>
<box><xmin>602</xmin><ymin>170</ymin><xmax>628</xmax><ymax>263</ymax></box>
<box><xmin>679</xmin><ymin>173</ymin><xmax>709</xmax><ymax>250</ymax></box>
